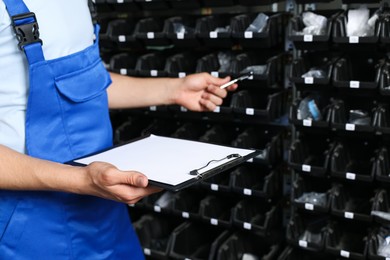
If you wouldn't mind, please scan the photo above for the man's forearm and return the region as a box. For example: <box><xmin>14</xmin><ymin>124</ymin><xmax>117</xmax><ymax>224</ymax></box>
<box><xmin>0</xmin><ymin>144</ymin><xmax>87</xmax><ymax>194</ymax></box>
<box><xmin>107</xmin><ymin>72</ymin><xmax>180</xmax><ymax>109</ymax></box>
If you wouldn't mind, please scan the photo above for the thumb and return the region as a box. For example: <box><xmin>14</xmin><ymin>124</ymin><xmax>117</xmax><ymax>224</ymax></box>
<box><xmin>116</xmin><ymin>171</ymin><xmax>149</xmax><ymax>187</ymax></box>
<box><xmin>207</xmin><ymin>74</ymin><xmax>231</xmax><ymax>86</ymax></box>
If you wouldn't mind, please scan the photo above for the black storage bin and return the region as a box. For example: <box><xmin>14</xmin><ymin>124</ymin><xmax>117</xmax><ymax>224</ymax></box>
<box><xmin>376</xmin><ymin>146</ymin><xmax>390</xmax><ymax>184</ymax></box>
<box><xmin>140</xmin><ymin>118</ymin><xmax>180</xmax><ymax>136</ymax></box>
<box><xmin>231</xmin><ymin>199</ymin><xmax>281</xmax><ymax>237</ymax></box>
<box><xmin>288</xmin><ymin>10</ymin><xmax>341</xmax><ymax>50</ymax></box>
<box><xmin>109</xmin><ymin>52</ymin><xmax>139</xmax><ymax>76</ymax></box>
<box><xmin>374</xmin><ymin>103</ymin><xmax>390</xmax><ymax>134</ymax></box>
<box><xmin>330</xmin><ymin>139</ymin><xmax>377</xmax><ymax>182</ymax></box>
<box><xmin>200</xmin><ymin>168</ymin><xmax>232</xmax><ymax>193</ymax></box>
<box><xmin>164</xmin><ymin>52</ymin><xmax>198</xmax><ymax>78</ymax></box>
<box><xmin>200</xmin><ymin>0</ymin><xmax>235</xmax><ymax>7</ymax></box>
<box><xmin>368</xmin><ymin>226</ymin><xmax>390</xmax><ymax>260</ymax></box>
<box><xmin>113</xmin><ymin>116</ymin><xmax>153</xmax><ymax>144</ymax></box>
<box><xmin>216</xmin><ymin>231</ymin><xmax>281</xmax><ymax>260</ymax></box>
<box><xmin>168</xmin><ymin>222</ymin><xmax>227</xmax><ymax>260</ymax></box>
<box><xmin>98</xmin><ymin>17</ymin><xmax>116</xmax><ymax>51</ymax></box>
<box><xmin>199</xmin><ymin>124</ymin><xmax>239</xmax><ymax>146</ymax></box>
<box><xmin>371</xmin><ymin>189</ymin><xmax>390</xmax><ymax>225</ymax></box>
<box><xmin>289</xmin><ymin>94</ymin><xmax>333</xmax><ymax>129</ymax></box>
<box><xmin>135</xmin><ymin>52</ymin><xmax>168</xmax><ymax>77</ymax></box>
<box><xmin>230</xmin><ymin>163</ymin><xmax>281</xmax><ymax>199</ymax></box>
<box><xmin>164</xmin><ymin>16</ymin><xmax>200</xmax><ymax>48</ymax></box>
<box><xmin>170</xmin><ymin>122</ymin><xmax>209</xmax><ymax>141</ymax></box>
<box><xmin>294</xmin><ymin>0</ymin><xmax>333</xmax><ymax>3</ymax></box>
<box><xmin>195</xmin><ymin>15</ymin><xmax>234</xmax><ymax>48</ymax></box>
<box><xmin>133</xmin><ymin>17</ymin><xmax>170</xmax><ymax>46</ymax></box>
<box><xmin>379</xmin><ymin>62</ymin><xmax>390</xmax><ymax>96</ymax></box>
<box><xmin>288</xmin><ymin>133</ymin><xmax>335</xmax><ymax>177</ymax></box>
<box><xmin>330</xmin><ymin>183</ymin><xmax>375</xmax><ymax>222</ymax></box>
<box><xmin>277</xmin><ymin>246</ymin><xmax>332</xmax><ymax>260</ymax></box>
<box><xmin>170</xmin><ymin>189</ymin><xmax>205</xmax><ymax>220</ymax></box>
<box><xmin>134</xmin><ymin>0</ymin><xmax>169</xmax><ymax>10</ymax></box>
<box><xmin>229</xmin><ymin>89</ymin><xmax>288</xmax><ymax>120</ymax></box>
<box><xmin>166</xmin><ymin>0</ymin><xmax>201</xmax><ymax>9</ymax></box>
<box><xmin>137</xmin><ymin>191</ymin><xmax>175</xmax><ymax>214</ymax></box>
<box><xmin>332</xmin><ymin>8</ymin><xmax>381</xmax><ymax>50</ymax></box>
<box><xmin>286</xmin><ymin>213</ymin><xmax>328</xmax><ymax>251</ymax></box>
<box><xmin>199</xmin><ymin>195</ymin><xmax>236</xmax><ymax>228</ymax></box>
<box><xmin>332</xmin><ymin>54</ymin><xmax>383</xmax><ymax>90</ymax></box>
<box><xmin>133</xmin><ymin>214</ymin><xmax>182</xmax><ymax>259</ymax></box>
<box><xmin>195</xmin><ymin>51</ymin><xmax>237</xmax><ymax>79</ymax></box>
<box><xmin>231</xmin><ymin>127</ymin><xmax>284</xmax><ymax>165</ymax></box>
<box><xmin>106</xmin><ymin>19</ymin><xmax>142</xmax><ymax>50</ymax></box>
<box><xmin>292</xmin><ymin>175</ymin><xmax>332</xmax><ymax>213</ymax></box>
<box><xmin>230</xmin><ymin>12</ymin><xmax>288</xmax><ymax>49</ymax></box>
<box><xmin>330</xmin><ymin>98</ymin><xmax>376</xmax><ymax>133</ymax></box>
<box><xmin>290</xmin><ymin>51</ymin><xmax>340</xmax><ymax>87</ymax></box>
<box><xmin>325</xmin><ymin>221</ymin><xmax>369</xmax><ymax>260</ymax></box>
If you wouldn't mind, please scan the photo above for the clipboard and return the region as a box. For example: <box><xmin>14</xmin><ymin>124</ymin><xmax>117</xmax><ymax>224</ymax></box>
<box><xmin>70</xmin><ymin>134</ymin><xmax>261</xmax><ymax>192</ymax></box>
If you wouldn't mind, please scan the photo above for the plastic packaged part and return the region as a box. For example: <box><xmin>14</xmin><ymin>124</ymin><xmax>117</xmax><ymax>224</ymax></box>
<box><xmin>242</xmin><ymin>253</ymin><xmax>259</xmax><ymax>260</ymax></box>
<box><xmin>299</xmin><ymin>230</ymin><xmax>323</xmax><ymax>245</ymax></box>
<box><xmin>301</xmin><ymin>68</ymin><xmax>326</xmax><ymax>78</ymax></box>
<box><xmin>295</xmin><ymin>192</ymin><xmax>327</xmax><ymax>207</ymax></box>
<box><xmin>297</xmin><ymin>96</ymin><xmax>322</xmax><ymax>121</ymax></box>
<box><xmin>378</xmin><ymin>236</ymin><xmax>390</xmax><ymax>257</ymax></box>
<box><xmin>347</xmin><ymin>6</ymin><xmax>378</xmax><ymax>37</ymax></box>
<box><xmin>155</xmin><ymin>191</ymin><xmax>175</xmax><ymax>208</ymax></box>
<box><xmin>218</xmin><ymin>51</ymin><xmax>235</xmax><ymax>72</ymax></box>
<box><xmin>173</xmin><ymin>22</ymin><xmax>195</xmax><ymax>34</ymax></box>
<box><xmin>245</xmin><ymin>13</ymin><xmax>269</xmax><ymax>33</ymax></box>
<box><xmin>348</xmin><ymin>109</ymin><xmax>370</xmax><ymax>125</ymax></box>
<box><xmin>301</xmin><ymin>11</ymin><xmax>328</xmax><ymax>36</ymax></box>
<box><xmin>372</xmin><ymin>211</ymin><xmax>390</xmax><ymax>222</ymax></box>
<box><xmin>240</xmin><ymin>65</ymin><xmax>266</xmax><ymax>75</ymax></box>
<box><xmin>215</xmin><ymin>26</ymin><xmax>230</xmax><ymax>33</ymax></box>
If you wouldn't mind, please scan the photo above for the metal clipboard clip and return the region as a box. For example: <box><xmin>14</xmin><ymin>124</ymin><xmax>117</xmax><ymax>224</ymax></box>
<box><xmin>189</xmin><ymin>153</ymin><xmax>242</xmax><ymax>179</ymax></box>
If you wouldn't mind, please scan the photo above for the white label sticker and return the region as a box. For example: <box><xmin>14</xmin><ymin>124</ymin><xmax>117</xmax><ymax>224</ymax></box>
<box><xmin>177</xmin><ymin>33</ymin><xmax>184</xmax><ymax>39</ymax></box>
<box><xmin>346</xmin><ymin>172</ymin><xmax>356</xmax><ymax>180</ymax></box>
<box><xmin>147</xmin><ymin>32</ymin><xmax>155</xmax><ymax>39</ymax></box>
<box><xmin>345</xmin><ymin>124</ymin><xmax>355</xmax><ymax>131</ymax></box>
<box><xmin>144</xmin><ymin>248</ymin><xmax>151</xmax><ymax>255</ymax></box>
<box><xmin>304</xmin><ymin>34</ymin><xmax>313</xmax><ymax>42</ymax></box>
<box><xmin>178</xmin><ymin>72</ymin><xmax>186</xmax><ymax>78</ymax></box>
<box><xmin>154</xmin><ymin>206</ymin><xmax>161</xmax><ymax>212</ymax></box>
<box><xmin>344</xmin><ymin>212</ymin><xmax>354</xmax><ymax>219</ymax></box>
<box><xmin>340</xmin><ymin>250</ymin><xmax>350</xmax><ymax>258</ymax></box>
<box><xmin>150</xmin><ymin>70</ymin><xmax>158</xmax><ymax>77</ymax></box>
<box><xmin>180</xmin><ymin>107</ymin><xmax>188</xmax><ymax>112</ymax></box>
<box><xmin>182</xmin><ymin>212</ymin><xmax>189</xmax><ymax>218</ymax></box>
<box><xmin>243</xmin><ymin>222</ymin><xmax>252</xmax><ymax>230</ymax></box>
<box><xmin>118</xmin><ymin>35</ymin><xmax>126</xmax><ymax>42</ymax></box>
<box><xmin>349</xmin><ymin>36</ymin><xmax>359</xmax><ymax>43</ymax></box>
<box><xmin>243</xmin><ymin>189</ymin><xmax>252</xmax><ymax>196</ymax></box>
<box><xmin>304</xmin><ymin>77</ymin><xmax>314</xmax><ymax>84</ymax></box>
<box><xmin>305</xmin><ymin>203</ymin><xmax>314</xmax><ymax>210</ymax></box>
<box><xmin>211</xmin><ymin>184</ymin><xmax>219</xmax><ymax>191</ymax></box>
<box><xmin>299</xmin><ymin>240</ymin><xmax>308</xmax><ymax>248</ymax></box>
<box><xmin>303</xmin><ymin>119</ymin><xmax>312</xmax><ymax>127</ymax></box>
<box><xmin>210</xmin><ymin>218</ymin><xmax>218</xmax><ymax>225</ymax></box>
<box><xmin>149</xmin><ymin>106</ymin><xmax>157</xmax><ymax>111</ymax></box>
<box><xmin>302</xmin><ymin>164</ymin><xmax>311</xmax><ymax>172</ymax></box>
<box><xmin>117</xmin><ymin>0</ymin><xmax>124</xmax><ymax>3</ymax></box>
<box><xmin>213</xmin><ymin>106</ymin><xmax>220</xmax><ymax>113</ymax></box>
<box><xmin>211</xmin><ymin>71</ymin><xmax>219</xmax><ymax>77</ymax></box>
<box><xmin>210</xmin><ymin>31</ymin><xmax>218</xmax><ymax>38</ymax></box>
<box><xmin>350</xmin><ymin>81</ymin><xmax>360</xmax><ymax>88</ymax></box>
<box><xmin>120</xmin><ymin>68</ymin><xmax>127</xmax><ymax>75</ymax></box>
<box><xmin>247</xmin><ymin>158</ymin><xmax>254</xmax><ymax>163</ymax></box>
<box><xmin>246</xmin><ymin>108</ymin><xmax>254</xmax><ymax>115</ymax></box>
<box><xmin>128</xmin><ymin>203</ymin><xmax>135</xmax><ymax>207</ymax></box>
<box><xmin>244</xmin><ymin>31</ymin><xmax>253</xmax><ymax>38</ymax></box>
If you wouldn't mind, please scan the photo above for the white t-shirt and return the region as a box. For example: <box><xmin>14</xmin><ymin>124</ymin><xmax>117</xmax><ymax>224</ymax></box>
<box><xmin>0</xmin><ymin>0</ymin><xmax>94</xmax><ymax>153</ymax></box>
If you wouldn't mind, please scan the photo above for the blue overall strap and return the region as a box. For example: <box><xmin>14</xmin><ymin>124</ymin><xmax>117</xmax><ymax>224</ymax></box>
<box><xmin>3</xmin><ymin>0</ymin><xmax>45</xmax><ymax>64</ymax></box>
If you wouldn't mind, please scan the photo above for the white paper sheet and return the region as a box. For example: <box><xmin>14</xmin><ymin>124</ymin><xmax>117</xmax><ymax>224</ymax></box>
<box><xmin>74</xmin><ymin>135</ymin><xmax>256</xmax><ymax>186</ymax></box>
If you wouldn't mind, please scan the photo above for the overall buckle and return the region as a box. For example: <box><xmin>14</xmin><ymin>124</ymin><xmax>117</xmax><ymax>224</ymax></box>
<box><xmin>11</xmin><ymin>12</ymin><xmax>43</xmax><ymax>50</ymax></box>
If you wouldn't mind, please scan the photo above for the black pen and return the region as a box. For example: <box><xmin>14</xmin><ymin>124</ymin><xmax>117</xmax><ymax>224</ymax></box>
<box><xmin>220</xmin><ymin>71</ymin><xmax>254</xmax><ymax>89</ymax></box>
